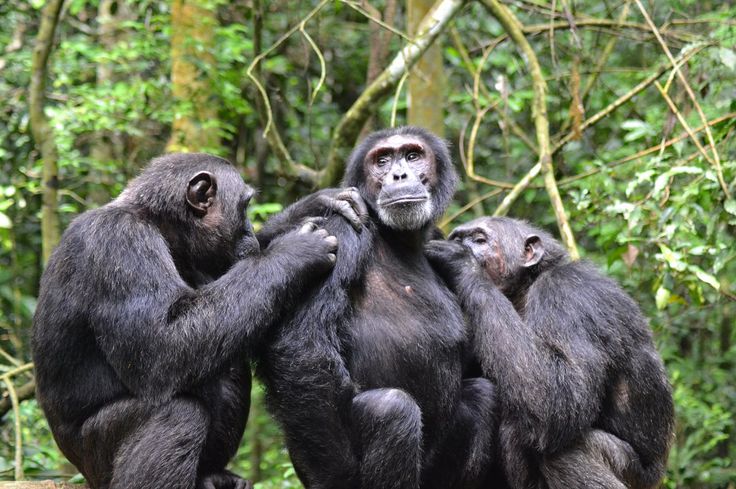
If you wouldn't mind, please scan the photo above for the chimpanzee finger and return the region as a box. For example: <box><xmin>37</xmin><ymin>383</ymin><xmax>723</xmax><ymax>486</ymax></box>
<box><xmin>337</xmin><ymin>187</ymin><xmax>368</xmax><ymax>224</ymax></box>
<box><xmin>235</xmin><ymin>480</ymin><xmax>253</xmax><ymax>489</ymax></box>
<box><xmin>334</xmin><ymin>200</ymin><xmax>362</xmax><ymax>231</ymax></box>
<box><xmin>299</xmin><ymin>221</ymin><xmax>318</xmax><ymax>234</ymax></box>
<box><xmin>324</xmin><ymin>235</ymin><xmax>338</xmax><ymax>251</ymax></box>
<box><xmin>314</xmin><ymin>228</ymin><xmax>329</xmax><ymax>239</ymax></box>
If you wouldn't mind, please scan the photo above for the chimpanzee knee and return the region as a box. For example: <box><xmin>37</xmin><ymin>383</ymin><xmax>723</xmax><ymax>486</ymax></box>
<box><xmin>422</xmin><ymin>378</ymin><xmax>497</xmax><ymax>489</ymax></box>
<box><xmin>110</xmin><ymin>398</ymin><xmax>210</xmax><ymax>489</ymax></box>
<box><xmin>352</xmin><ymin>388</ymin><xmax>423</xmax><ymax>489</ymax></box>
<box><xmin>352</xmin><ymin>388</ymin><xmax>421</xmax><ymax>428</ymax></box>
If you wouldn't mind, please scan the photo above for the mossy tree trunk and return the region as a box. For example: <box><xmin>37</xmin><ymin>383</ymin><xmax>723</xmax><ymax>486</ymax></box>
<box><xmin>29</xmin><ymin>0</ymin><xmax>65</xmax><ymax>265</ymax></box>
<box><xmin>407</xmin><ymin>0</ymin><xmax>446</xmax><ymax>137</ymax></box>
<box><xmin>167</xmin><ymin>0</ymin><xmax>220</xmax><ymax>153</ymax></box>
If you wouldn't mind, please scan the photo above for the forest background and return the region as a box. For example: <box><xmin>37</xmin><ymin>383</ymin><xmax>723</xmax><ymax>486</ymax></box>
<box><xmin>1</xmin><ymin>0</ymin><xmax>735</xmax><ymax>487</ymax></box>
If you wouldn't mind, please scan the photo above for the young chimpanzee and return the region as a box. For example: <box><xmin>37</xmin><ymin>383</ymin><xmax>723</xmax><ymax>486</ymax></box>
<box><xmin>425</xmin><ymin>216</ymin><xmax>674</xmax><ymax>489</ymax></box>
<box><xmin>256</xmin><ymin>127</ymin><xmax>497</xmax><ymax>489</ymax></box>
<box><xmin>32</xmin><ymin>153</ymin><xmax>344</xmax><ymax>489</ymax></box>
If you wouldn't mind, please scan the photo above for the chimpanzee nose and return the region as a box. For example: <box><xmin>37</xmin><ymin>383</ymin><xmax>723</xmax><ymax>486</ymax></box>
<box><xmin>393</xmin><ymin>171</ymin><xmax>408</xmax><ymax>181</ymax></box>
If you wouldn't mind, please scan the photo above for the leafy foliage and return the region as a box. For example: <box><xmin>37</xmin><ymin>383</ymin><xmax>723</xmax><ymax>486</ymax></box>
<box><xmin>1</xmin><ymin>0</ymin><xmax>735</xmax><ymax>486</ymax></box>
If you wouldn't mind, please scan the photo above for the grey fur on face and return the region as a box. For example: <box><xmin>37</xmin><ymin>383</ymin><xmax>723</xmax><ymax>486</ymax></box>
<box><xmin>377</xmin><ymin>199</ymin><xmax>434</xmax><ymax>231</ymax></box>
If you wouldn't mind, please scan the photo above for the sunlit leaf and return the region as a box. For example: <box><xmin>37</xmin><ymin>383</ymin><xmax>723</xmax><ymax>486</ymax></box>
<box><xmin>655</xmin><ymin>286</ymin><xmax>671</xmax><ymax>310</ymax></box>
<box><xmin>688</xmin><ymin>265</ymin><xmax>721</xmax><ymax>291</ymax></box>
<box><xmin>0</xmin><ymin>212</ymin><xmax>11</xmax><ymax>229</ymax></box>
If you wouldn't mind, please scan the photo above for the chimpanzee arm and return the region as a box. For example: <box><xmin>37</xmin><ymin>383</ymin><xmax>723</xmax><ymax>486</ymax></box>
<box><xmin>259</xmin><ymin>215</ymin><xmax>375</xmax><ymax>488</ymax></box>
<box><xmin>84</xmin><ymin>211</ymin><xmax>335</xmax><ymax>399</ymax></box>
<box><xmin>467</xmin><ymin>270</ymin><xmax>614</xmax><ymax>453</ymax></box>
<box><xmin>258</xmin><ymin>188</ymin><xmax>367</xmax><ymax>248</ymax></box>
<box><xmin>426</xmin><ymin>241</ymin><xmax>611</xmax><ymax>454</ymax></box>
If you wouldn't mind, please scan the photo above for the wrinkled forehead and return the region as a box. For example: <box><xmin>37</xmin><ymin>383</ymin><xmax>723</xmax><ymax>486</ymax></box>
<box><xmin>449</xmin><ymin>220</ymin><xmax>490</xmax><ymax>240</ymax></box>
<box><xmin>369</xmin><ymin>135</ymin><xmax>428</xmax><ymax>154</ymax></box>
<box><xmin>449</xmin><ymin>218</ymin><xmax>505</xmax><ymax>239</ymax></box>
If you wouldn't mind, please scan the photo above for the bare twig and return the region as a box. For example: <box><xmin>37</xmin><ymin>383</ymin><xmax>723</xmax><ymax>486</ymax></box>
<box><xmin>480</xmin><ymin>0</ymin><xmax>579</xmax><ymax>259</ymax></box>
<box><xmin>558</xmin><ymin>113</ymin><xmax>736</xmax><ymax>186</ymax></box>
<box><xmin>654</xmin><ymin>82</ymin><xmax>715</xmax><ymax>164</ymax></box>
<box><xmin>342</xmin><ymin>0</ymin><xmax>412</xmax><ymax>42</ymax></box>
<box><xmin>0</xmin><ymin>379</ymin><xmax>35</xmax><ymax>420</ymax></box>
<box><xmin>465</xmin><ymin>102</ymin><xmax>514</xmax><ymax>189</ymax></box>
<box><xmin>440</xmin><ymin>188</ymin><xmax>504</xmax><ymax>229</ymax></box>
<box><xmin>634</xmin><ymin>0</ymin><xmax>730</xmax><ymax>199</ymax></box>
<box><xmin>449</xmin><ymin>28</ymin><xmax>537</xmax><ymax>152</ymax></box>
<box><xmin>554</xmin><ymin>42</ymin><xmax>706</xmax><ymax>153</ymax></box>
<box><xmin>0</xmin><ymin>363</ymin><xmax>33</xmax><ymax>481</ymax></box>
<box><xmin>321</xmin><ymin>0</ymin><xmax>467</xmax><ymax>187</ymax></box>
<box><xmin>245</xmin><ymin>0</ymin><xmax>328</xmax><ymax>184</ymax></box>
<box><xmin>496</xmin><ymin>43</ymin><xmax>708</xmax><ymax>215</ymax></box>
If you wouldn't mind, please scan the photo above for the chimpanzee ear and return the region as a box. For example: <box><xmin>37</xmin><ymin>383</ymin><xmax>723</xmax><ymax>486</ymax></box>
<box><xmin>523</xmin><ymin>235</ymin><xmax>544</xmax><ymax>268</ymax></box>
<box><xmin>187</xmin><ymin>171</ymin><xmax>217</xmax><ymax>215</ymax></box>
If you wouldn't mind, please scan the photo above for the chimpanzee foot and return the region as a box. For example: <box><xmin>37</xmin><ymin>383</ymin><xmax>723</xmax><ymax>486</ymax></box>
<box><xmin>197</xmin><ymin>471</ymin><xmax>253</xmax><ymax>489</ymax></box>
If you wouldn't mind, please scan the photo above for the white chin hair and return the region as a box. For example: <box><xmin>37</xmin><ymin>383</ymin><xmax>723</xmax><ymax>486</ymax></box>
<box><xmin>377</xmin><ymin>200</ymin><xmax>434</xmax><ymax>230</ymax></box>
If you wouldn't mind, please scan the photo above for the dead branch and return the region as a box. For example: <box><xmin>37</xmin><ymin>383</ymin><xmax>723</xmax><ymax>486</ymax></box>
<box><xmin>321</xmin><ymin>0</ymin><xmax>468</xmax><ymax>187</ymax></box>
<box><xmin>480</xmin><ymin>0</ymin><xmax>579</xmax><ymax>259</ymax></box>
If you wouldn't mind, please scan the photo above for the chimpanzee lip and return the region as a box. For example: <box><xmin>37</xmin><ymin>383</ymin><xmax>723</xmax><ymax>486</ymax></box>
<box><xmin>380</xmin><ymin>195</ymin><xmax>429</xmax><ymax>207</ymax></box>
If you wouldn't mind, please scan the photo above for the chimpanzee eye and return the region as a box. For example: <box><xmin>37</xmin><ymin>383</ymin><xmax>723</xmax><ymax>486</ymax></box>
<box><xmin>406</xmin><ymin>151</ymin><xmax>420</xmax><ymax>162</ymax></box>
<box><xmin>376</xmin><ymin>155</ymin><xmax>390</xmax><ymax>167</ymax></box>
<box><xmin>473</xmin><ymin>236</ymin><xmax>487</xmax><ymax>245</ymax></box>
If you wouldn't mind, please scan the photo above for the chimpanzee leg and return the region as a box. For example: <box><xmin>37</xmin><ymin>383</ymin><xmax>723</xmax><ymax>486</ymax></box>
<box><xmin>498</xmin><ymin>419</ymin><xmax>544</xmax><ymax>489</ymax></box>
<box><xmin>542</xmin><ymin>430</ymin><xmax>634</xmax><ymax>489</ymax></box>
<box><xmin>351</xmin><ymin>388</ymin><xmax>423</xmax><ymax>489</ymax></box>
<box><xmin>422</xmin><ymin>378</ymin><xmax>497</xmax><ymax>489</ymax></box>
<box><xmin>196</xmin><ymin>366</ymin><xmax>252</xmax><ymax>489</ymax></box>
<box><xmin>109</xmin><ymin>397</ymin><xmax>210</xmax><ymax>489</ymax></box>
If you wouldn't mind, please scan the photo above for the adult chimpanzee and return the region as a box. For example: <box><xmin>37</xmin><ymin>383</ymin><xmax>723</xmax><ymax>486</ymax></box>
<box><xmin>255</xmin><ymin>127</ymin><xmax>497</xmax><ymax>489</ymax></box>
<box><xmin>425</xmin><ymin>216</ymin><xmax>674</xmax><ymax>489</ymax></box>
<box><xmin>32</xmin><ymin>153</ymin><xmax>343</xmax><ymax>489</ymax></box>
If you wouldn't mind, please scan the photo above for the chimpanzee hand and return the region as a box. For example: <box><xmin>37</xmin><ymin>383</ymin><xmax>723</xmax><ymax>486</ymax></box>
<box><xmin>316</xmin><ymin>187</ymin><xmax>368</xmax><ymax>232</ymax></box>
<box><xmin>425</xmin><ymin>239</ymin><xmax>481</xmax><ymax>293</ymax></box>
<box><xmin>197</xmin><ymin>471</ymin><xmax>252</xmax><ymax>489</ymax></box>
<box><xmin>269</xmin><ymin>217</ymin><xmax>338</xmax><ymax>275</ymax></box>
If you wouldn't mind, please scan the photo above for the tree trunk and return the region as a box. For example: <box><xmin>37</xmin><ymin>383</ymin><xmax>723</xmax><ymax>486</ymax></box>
<box><xmin>167</xmin><ymin>0</ymin><xmax>220</xmax><ymax>152</ymax></box>
<box><xmin>407</xmin><ymin>0</ymin><xmax>446</xmax><ymax>136</ymax></box>
<box><xmin>29</xmin><ymin>0</ymin><xmax>65</xmax><ymax>265</ymax></box>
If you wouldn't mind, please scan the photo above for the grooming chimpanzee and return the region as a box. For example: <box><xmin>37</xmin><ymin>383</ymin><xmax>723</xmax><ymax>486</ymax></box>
<box><xmin>425</xmin><ymin>216</ymin><xmax>674</xmax><ymax>489</ymax></box>
<box><xmin>256</xmin><ymin>127</ymin><xmax>497</xmax><ymax>489</ymax></box>
<box><xmin>32</xmin><ymin>153</ymin><xmax>343</xmax><ymax>489</ymax></box>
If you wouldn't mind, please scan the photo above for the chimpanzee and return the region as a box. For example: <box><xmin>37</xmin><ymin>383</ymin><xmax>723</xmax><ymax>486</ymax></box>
<box><xmin>31</xmin><ymin>153</ymin><xmax>345</xmax><ymax>489</ymax></box>
<box><xmin>425</xmin><ymin>216</ymin><xmax>675</xmax><ymax>489</ymax></box>
<box><xmin>256</xmin><ymin>127</ymin><xmax>497</xmax><ymax>489</ymax></box>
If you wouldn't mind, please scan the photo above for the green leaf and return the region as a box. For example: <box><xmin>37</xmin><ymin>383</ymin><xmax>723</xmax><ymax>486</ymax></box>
<box><xmin>688</xmin><ymin>265</ymin><xmax>721</xmax><ymax>291</ymax></box>
<box><xmin>725</xmin><ymin>199</ymin><xmax>736</xmax><ymax>216</ymax></box>
<box><xmin>0</xmin><ymin>212</ymin><xmax>11</xmax><ymax>229</ymax></box>
<box><xmin>655</xmin><ymin>287</ymin><xmax>671</xmax><ymax>310</ymax></box>
<box><xmin>719</xmin><ymin>47</ymin><xmax>736</xmax><ymax>70</ymax></box>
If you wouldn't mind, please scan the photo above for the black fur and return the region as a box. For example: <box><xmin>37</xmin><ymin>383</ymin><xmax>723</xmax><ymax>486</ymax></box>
<box><xmin>32</xmin><ymin>153</ymin><xmax>338</xmax><ymax>489</ymax></box>
<box><xmin>426</xmin><ymin>216</ymin><xmax>675</xmax><ymax>489</ymax></box>
<box><xmin>256</xmin><ymin>127</ymin><xmax>497</xmax><ymax>489</ymax></box>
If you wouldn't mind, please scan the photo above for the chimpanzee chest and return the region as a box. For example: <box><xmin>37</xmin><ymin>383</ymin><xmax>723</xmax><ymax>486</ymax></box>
<box><xmin>346</xmin><ymin>256</ymin><xmax>466</xmax><ymax>426</ymax></box>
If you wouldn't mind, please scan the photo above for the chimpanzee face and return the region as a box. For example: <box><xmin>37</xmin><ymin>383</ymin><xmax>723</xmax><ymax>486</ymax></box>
<box><xmin>364</xmin><ymin>135</ymin><xmax>437</xmax><ymax>230</ymax></box>
<box><xmin>186</xmin><ymin>170</ymin><xmax>259</xmax><ymax>276</ymax></box>
<box><xmin>449</xmin><ymin>217</ymin><xmax>545</xmax><ymax>292</ymax></box>
<box><xmin>449</xmin><ymin>222</ymin><xmax>508</xmax><ymax>287</ymax></box>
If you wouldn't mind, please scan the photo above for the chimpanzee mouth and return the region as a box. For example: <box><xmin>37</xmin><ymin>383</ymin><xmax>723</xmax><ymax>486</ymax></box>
<box><xmin>380</xmin><ymin>195</ymin><xmax>429</xmax><ymax>207</ymax></box>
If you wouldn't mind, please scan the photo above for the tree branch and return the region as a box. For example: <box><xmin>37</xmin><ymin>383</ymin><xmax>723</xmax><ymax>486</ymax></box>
<box><xmin>321</xmin><ymin>0</ymin><xmax>468</xmax><ymax>187</ymax></box>
<box><xmin>494</xmin><ymin>42</ymin><xmax>706</xmax><ymax>217</ymax></box>
<box><xmin>29</xmin><ymin>0</ymin><xmax>65</xmax><ymax>265</ymax></box>
<box><xmin>0</xmin><ymin>379</ymin><xmax>35</xmax><ymax>420</ymax></box>
<box><xmin>480</xmin><ymin>0</ymin><xmax>579</xmax><ymax>259</ymax></box>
